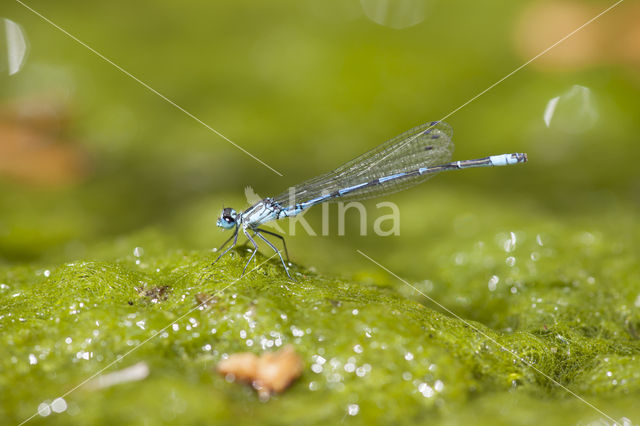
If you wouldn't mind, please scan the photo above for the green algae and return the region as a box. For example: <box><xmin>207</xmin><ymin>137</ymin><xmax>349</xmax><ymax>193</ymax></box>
<box><xmin>2</xmin><ymin>199</ymin><xmax>639</xmax><ymax>425</ymax></box>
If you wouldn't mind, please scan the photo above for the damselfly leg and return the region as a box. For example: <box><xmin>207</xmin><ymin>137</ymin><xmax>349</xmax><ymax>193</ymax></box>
<box><xmin>213</xmin><ymin>227</ymin><xmax>239</xmax><ymax>264</ymax></box>
<box><xmin>254</xmin><ymin>229</ymin><xmax>293</xmax><ymax>280</ymax></box>
<box><xmin>241</xmin><ymin>229</ymin><xmax>259</xmax><ymax>276</ymax></box>
<box><xmin>255</xmin><ymin>228</ymin><xmax>290</xmax><ymax>263</ymax></box>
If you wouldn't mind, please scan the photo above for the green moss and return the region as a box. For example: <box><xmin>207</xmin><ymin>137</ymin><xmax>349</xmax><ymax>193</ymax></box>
<box><xmin>2</xmin><ymin>216</ymin><xmax>639</xmax><ymax>425</ymax></box>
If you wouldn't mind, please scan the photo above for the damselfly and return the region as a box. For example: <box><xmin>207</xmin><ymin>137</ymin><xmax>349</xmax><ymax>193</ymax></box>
<box><xmin>214</xmin><ymin>121</ymin><xmax>527</xmax><ymax>278</ymax></box>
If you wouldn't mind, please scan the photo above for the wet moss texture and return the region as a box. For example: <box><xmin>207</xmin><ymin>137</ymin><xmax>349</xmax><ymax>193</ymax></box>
<box><xmin>2</xmin><ymin>196</ymin><xmax>639</xmax><ymax>425</ymax></box>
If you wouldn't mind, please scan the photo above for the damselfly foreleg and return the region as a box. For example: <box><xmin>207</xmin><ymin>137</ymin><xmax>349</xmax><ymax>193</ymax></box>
<box><xmin>241</xmin><ymin>229</ymin><xmax>259</xmax><ymax>276</ymax></box>
<box><xmin>213</xmin><ymin>227</ymin><xmax>239</xmax><ymax>265</ymax></box>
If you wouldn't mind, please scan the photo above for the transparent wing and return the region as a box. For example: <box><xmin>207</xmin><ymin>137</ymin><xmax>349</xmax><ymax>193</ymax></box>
<box><xmin>272</xmin><ymin>121</ymin><xmax>453</xmax><ymax>206</ymax></box>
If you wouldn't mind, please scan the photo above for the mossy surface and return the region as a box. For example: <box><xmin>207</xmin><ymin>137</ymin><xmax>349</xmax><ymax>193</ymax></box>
<box><xmin>2</xmin><ymin>191</ymin><xmax>639</xmax><ymax>425</ymax></box>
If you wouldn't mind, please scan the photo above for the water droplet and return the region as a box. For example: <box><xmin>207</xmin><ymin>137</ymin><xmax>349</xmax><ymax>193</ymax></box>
<box><xmin>37</xmin><ymin>402</ymin><xmax>51</xmax><ymax>417</ymax></box>
<box><xmin>313</xmin><ymin>355</ymin><xmax>326</xmax><ymax>365</ymax></box>
<box><xmin>0</xmin><ymin>18</ymin><xmax>29</xmax><ymax>76</ymax></box>
<box><xmin>347</xmin><ymin>403</ymin><xmax>359</xmax><ymax>416</ymax></box>
<box><xmin>506</xmin><ymin>256</ymin><xmax>516</xmax><ymax>267</ymax></box>
<box><xmin>133</xmin><ymin>247</ymin><xmax>144</xmax><ymax>257</ymax></box>
<box><xmin>488</xmin><ymin>275</ymin><xmax>499</xmax><ymax>291</ymax></box>
<box><xmin>360</xmin><ymin>0</ymin><xmax>427</xmax><ymax>29</ymax></box>
<box><xmin>503</xmin><ymin>232</ymin><xmax>517</xmax><ymax>252</ymax></box>
<box><xmin>418</xmin><ymin>382</ymin><xmax>434</xmax><ymax>397</ymax></box>
<box><xmin>51</xmin><ymin>398</ymin><xmax>67</xmax><ymax>413</ymax></box>
<box><xmin>543</xmin><ymin>85</ymin><xmax>598</xmax><ymax>133</ymax></box>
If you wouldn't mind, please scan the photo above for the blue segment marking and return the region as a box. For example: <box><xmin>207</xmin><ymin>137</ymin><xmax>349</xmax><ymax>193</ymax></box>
<box><xmin>378</xmin><ymin>172</ymin><xmax>406</xmax><ymax>183</ymax></box>
<box><xmin>302</xmin><ymin>193</ymin><xmax>332</xmax><ymax>208</ymax></box>
<box><xmin>338</xmin><ymin>182</ymin><xmax>368</xmax><ymax>195</ymax></box>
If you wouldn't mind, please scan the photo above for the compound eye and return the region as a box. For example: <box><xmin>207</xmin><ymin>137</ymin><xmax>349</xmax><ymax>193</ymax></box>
<box><xmin>224</xmin><ymin>215</ymin><xmax>235</xmax><ymax>224</ymax></box>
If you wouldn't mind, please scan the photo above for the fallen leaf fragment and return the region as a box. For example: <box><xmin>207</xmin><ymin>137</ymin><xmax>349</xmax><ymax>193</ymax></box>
<box><xmin>216</xmin><ymin>345</ymin><xmax>303</xmax><ymax>399</ymax></box>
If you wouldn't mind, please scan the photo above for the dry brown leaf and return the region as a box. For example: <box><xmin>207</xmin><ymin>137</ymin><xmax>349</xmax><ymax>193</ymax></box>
<box><xmin>216</xmin><ymin>345</ymin><xmax>303</xmax><ymax>399</ymax></box>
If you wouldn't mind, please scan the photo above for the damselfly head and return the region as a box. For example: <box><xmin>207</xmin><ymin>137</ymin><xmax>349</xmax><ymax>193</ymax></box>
<box><xmin>217</xmin><ymin>207</ymin><xmax>237</xmax><ymax>230</ymax></box>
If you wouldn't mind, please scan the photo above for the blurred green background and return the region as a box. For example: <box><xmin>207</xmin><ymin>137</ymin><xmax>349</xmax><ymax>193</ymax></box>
<box><xmin>2</xmin><ymin>0</ymin><xmax>638</xmax><ymax>274</ymax></box>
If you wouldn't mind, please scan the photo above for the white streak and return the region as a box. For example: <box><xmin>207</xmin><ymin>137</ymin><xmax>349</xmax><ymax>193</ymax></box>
<box><xmin>543</xmin><ymin>96</ymin><xmax>560</xmax><ymax>127</ymax></box>
<box><xmin>85</xmin><ymin>362</ymin><xmax>149</xmax><ymax>390</ymax></box>
<box><xmin>4</xmin><ymin>18</ymin><xmax>28</xmax><ymax>75</ymax></box>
